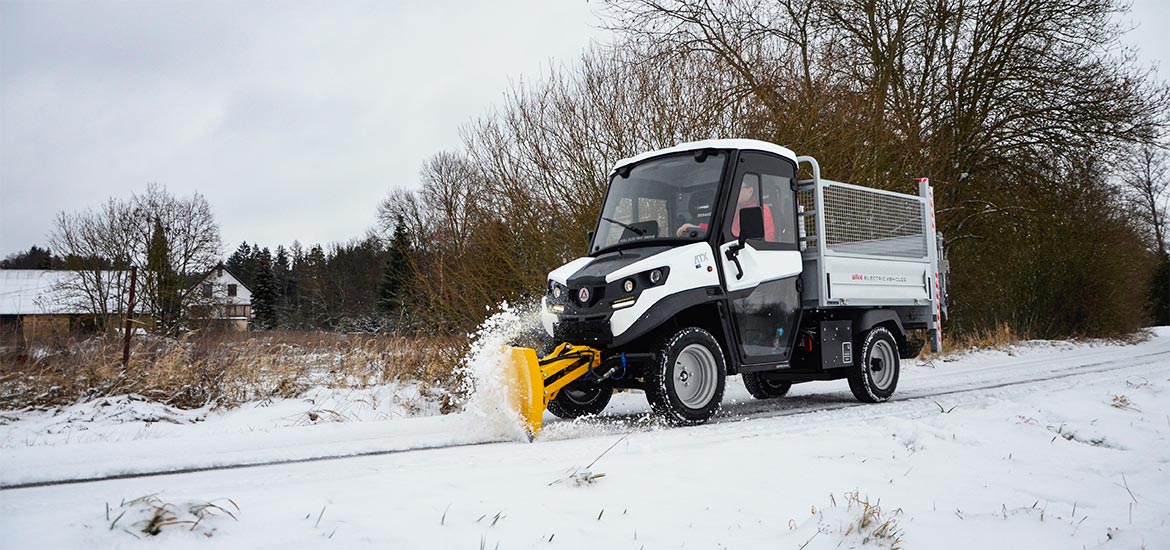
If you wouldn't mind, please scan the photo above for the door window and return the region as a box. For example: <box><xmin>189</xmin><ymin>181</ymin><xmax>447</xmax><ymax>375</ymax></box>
<box><xmin>724</xmin><ymin>153</ymin><xmax>797</xmax><ymax>248</ymax></box>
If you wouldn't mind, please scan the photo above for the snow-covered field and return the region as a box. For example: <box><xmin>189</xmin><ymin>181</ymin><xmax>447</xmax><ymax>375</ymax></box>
<box><xmin>1</xmin><ymin>329</ymin><xmax>1167</xmax><ymax>549</ymax></box>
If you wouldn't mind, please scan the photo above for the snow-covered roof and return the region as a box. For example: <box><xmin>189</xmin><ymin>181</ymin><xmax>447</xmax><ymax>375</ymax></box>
<box><xmin>0</xmin><ymin>270</ymin><xmax>132</xmax><ymax>315</ymax></box>
<box><xmin>0</xmin><ymin>270</ymin><xmax>85</xmax><ymax>315</ymax></box>
<box><xmin>611</xmin><ymin>139</ymin><xmax>799</xmax><ymax>173</ymax></box>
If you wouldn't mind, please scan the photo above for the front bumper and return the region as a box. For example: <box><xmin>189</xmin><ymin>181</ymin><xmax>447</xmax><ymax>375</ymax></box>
<box><xmin>553</xmin><ymin>316</ymin><xmax>612</xmax><ymax>346</ymax></box>
<box><xmin>541</xmin><ymin>297</ymin><xmax>616</xmax><ymax>347</ymax></box>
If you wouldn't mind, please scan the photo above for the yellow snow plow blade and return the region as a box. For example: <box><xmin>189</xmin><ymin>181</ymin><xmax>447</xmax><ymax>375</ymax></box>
<box><xmin>503</xmin><ymin>343</ymin><xmax>602</xmax><ymax>439</ymax></box>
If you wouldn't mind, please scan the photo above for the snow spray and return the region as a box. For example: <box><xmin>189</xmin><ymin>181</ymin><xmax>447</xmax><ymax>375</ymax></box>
<box><xmin>456</xmin><ymin>301</ymin><xmax>543</xmax><ymax>441</ymax></box>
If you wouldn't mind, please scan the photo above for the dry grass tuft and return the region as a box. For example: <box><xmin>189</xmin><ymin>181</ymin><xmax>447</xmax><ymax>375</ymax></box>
<box><xmin>108</xmin><ymin>494</ymin><xmax>239</xmax><ymax>537</ymax></box>
<box><xmin>953</xmin><ymin>322</ymin><xmax>1024</xmax><ymax>350</ymax></box>
<box><xmin>917</xmin><ymin>322</ymin><xmax>1025</xmax><ymax>360</ymax></box>
<box><xmin>840</xmin><ymin>491</ymin><xmax>903</xmax><ymax>547</ymax></box>
<box><xmin>796</xmin><ymin>492</ymin><xmax>903</xmax><ymax>549</ymax></box>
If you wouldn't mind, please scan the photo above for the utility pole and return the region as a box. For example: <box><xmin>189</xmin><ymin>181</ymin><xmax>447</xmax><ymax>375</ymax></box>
<box><xmin>122</xmin><ymin>266</ymin><xmax>137</xmax><ymax>368</ymax></box>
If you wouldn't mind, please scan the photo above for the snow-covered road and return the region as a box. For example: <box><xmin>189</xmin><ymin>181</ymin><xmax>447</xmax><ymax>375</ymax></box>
<box><xmin>2</xmin><ymin>331</ymin><xmax>1168</xmax><ymax>548</ymax></box>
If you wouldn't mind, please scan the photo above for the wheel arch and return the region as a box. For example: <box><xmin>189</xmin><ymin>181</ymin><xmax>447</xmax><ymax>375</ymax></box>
<box><xmin>615</xmin><ymin>300</ymin><xmax>736</xmax><ymax>373</ymax></box>
<box><xmin>664</xmin><ymin>301</ymin><xmax>737</xmax><ymax>373</ymax></box>
<box><xmin>852</xmin><ymin>309</ymin><xmax>906</xmax><ymax>349</ymax></box>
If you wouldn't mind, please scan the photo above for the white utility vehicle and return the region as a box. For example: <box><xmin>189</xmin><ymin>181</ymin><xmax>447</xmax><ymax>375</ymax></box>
<box><xmin>505</xmin><ymin>139</ymin><xmax>947</xmax><ymax>437</ymax></box>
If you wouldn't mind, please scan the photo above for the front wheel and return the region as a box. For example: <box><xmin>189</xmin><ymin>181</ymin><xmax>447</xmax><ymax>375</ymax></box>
<box><xmin>847</xmin><ymin>326</ymin><xmax>900</xmax><ymax>403</ymax></box>
<box><xmin>548</xmin><ymin>382</ymin><xmax>613</xmax><ymax>419</ymax></box>
<box><xmin>645</xmin><ymin>327</ymin><xmax>727</xmax><ymax>425</ymax></box>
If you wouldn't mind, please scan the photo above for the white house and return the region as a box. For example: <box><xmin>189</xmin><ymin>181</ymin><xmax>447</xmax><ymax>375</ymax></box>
<box><xmin>187</xmin><ymin>263</ymin><xmax>253</xmax><ymax>331</ymax></box>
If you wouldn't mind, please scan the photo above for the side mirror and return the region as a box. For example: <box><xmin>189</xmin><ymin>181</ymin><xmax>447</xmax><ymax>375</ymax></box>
<box><xmin>586</xmin><ymin>230</ymin><xmax>595</xmax><ymax>253</ymax></box>
<box><xmin>739</xmin><ymin>206</ymin><xmax>765</xmax><ymax>243</ymax></box>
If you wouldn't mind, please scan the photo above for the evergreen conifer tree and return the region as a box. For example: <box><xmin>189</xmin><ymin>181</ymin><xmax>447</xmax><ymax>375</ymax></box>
<box><xmin>287</xmin><ymin>241</ymin><xmax>304</xmax><ymax>326</ymax></box>
<box><xmin>226</xmin><ymin>242</ymin><xmax>253</xmax><ymax>288</ymax></box>
<box><xmin>378</xmin><ymin>215</ymin><xmax>412</xmax><ymax>317</ymax></box>
<box><xmin>0</xmin><ymin>245</ymin><xmax>56</xmax><ymax>269</ymax></box>
<box><xmin>272</xmin><ymin>245</ymin><xmax>291</xmax><ymax>327</ymax></box>
<box><xmin>251</xmin><ymin>247</ymin><xmax>277</xmax><ymax>330</ymax></box>
<box><xmin>147</xmin><ymin>217</ymin><xmax>182</xmax><ymax>334</ymax></box>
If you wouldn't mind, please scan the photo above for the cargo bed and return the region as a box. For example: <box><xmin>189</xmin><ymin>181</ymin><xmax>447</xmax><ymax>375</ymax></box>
<box><xmin>795</xmin><ymin>156</ymin><xmax>948</xmax><ymax>350</ymax></box>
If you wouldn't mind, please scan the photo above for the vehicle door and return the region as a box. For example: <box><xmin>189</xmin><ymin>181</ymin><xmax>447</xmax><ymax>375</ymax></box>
<box><xmin>717</xmin><ymin>151</ymin><xmax>802</xmax><ymax>364</ymax></box>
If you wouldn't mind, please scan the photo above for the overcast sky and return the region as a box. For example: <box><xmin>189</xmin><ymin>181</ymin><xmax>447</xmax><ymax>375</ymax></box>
<box><xmin>0</xmin><ymin>0</ymin><xmax>604</xmax><ymax>258</ymax></box>
<box><xmin>1</xmin><ymin>0</ymin><xmax>1167</xmax><ymax>260</ymax></box>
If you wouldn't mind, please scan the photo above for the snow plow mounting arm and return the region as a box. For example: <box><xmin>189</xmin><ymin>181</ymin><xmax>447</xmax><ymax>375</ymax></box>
<box><xmin>505</xmin><ymin>343</ymin><xmax>602</xmax><ymax>439</ymax></box>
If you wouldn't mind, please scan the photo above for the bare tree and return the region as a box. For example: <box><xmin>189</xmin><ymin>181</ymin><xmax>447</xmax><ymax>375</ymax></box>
<box><xmin>130</xmin><ymin>185</ymin><xmax>222</xmax><ymax>334</ymax></box>
<box><xmin>48</xmin><ymin>185</ymin><xmax>222</xmax><ymax>333</ymax></box>
<box><xmin>1122</xmin><ymin>145</ymin><xmax>1169</xmax><ymax>255</ymax></box>
<box><xmin>48</xmin><ymin>198</ymin><xmax>136</xmax><ymax>329</ymax></box>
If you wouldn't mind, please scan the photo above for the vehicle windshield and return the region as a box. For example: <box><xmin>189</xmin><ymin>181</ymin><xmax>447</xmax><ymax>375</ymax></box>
<box><xmin>592</xmin><ymin>151</ymin><xmax>727</xmax><ymax>254</ymax></box>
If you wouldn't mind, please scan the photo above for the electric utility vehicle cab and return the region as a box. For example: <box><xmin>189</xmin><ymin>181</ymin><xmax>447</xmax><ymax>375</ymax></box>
<box><xmin>506</xmin><ymin>139</ymin><xmax>946</xmax><ymax>437</ymax></box>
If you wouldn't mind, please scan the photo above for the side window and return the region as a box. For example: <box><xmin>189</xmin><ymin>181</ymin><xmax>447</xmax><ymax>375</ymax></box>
<box><xmin>730</xmin><ymin>173</ymin><xmax>763</xmax><ymax>240</ymax></box>
<box><xmin>726</xmin><ymin>152</ymin><xmax>796</xmax><ymax>247</ymax></box>
<box><xmin>760</xmin><ymin>173</ymin><xmax>795</xmax><ymax>245</ymax></box>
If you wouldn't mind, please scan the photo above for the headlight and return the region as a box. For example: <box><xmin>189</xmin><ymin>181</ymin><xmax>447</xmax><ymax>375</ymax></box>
<box><xmin>552</xmin><ymin>285</ymin><xmax>563</xmax><ymax>299</ymax></box>
<box><xmin>623</xmin><ymin>279</ymin><xmax>635</xmax><ymax>293</ymax></box>
<box><xmin>612</xmin><ymin>296</ymin><xmax>636</xmax><ymax>309</ymax></box>
<box><xmin>649</xmin><ymin>269</ymin><xmax>662</xmax><ymax>284</ymax></box>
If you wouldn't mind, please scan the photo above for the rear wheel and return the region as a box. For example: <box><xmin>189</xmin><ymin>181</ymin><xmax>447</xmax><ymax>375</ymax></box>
<box><xmin>742</xmin><ymin>371</ymin><xmax>791</xmax><ymax>399</ymax></box>
<box><xmin>548</xmin><ymin>382</ymin><xmax>613</xmax><ymax>419</ymax></box>
<box><xmin>847</xmin><ymin>326</ymin><xmax>900</xmax><ymax>403</ymax></box>
<box><xmin>645</xmin><ymin>327</ymin><xmax>727</xmax><ymax>425</ymax></box>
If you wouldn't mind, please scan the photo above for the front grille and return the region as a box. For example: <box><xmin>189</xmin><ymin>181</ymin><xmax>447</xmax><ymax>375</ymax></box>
<box><xmin>554</xmin><ymin>317</ymin><xmax>612</xmax><ymax>345</ymax></box>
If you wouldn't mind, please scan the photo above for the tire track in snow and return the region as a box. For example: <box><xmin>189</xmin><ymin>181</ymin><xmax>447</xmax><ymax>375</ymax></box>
<box><xmin>2</xmin><ymin>348</ymin><xmax>1166</xmax><ymax>491</ymax></box>
<box><xmin>714</xmin><ymin>348</ymin><xmax>1170</xmax><ymax>424</ymax></box>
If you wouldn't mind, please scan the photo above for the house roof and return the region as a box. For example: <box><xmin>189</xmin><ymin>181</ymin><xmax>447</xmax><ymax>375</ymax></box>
<box><xmin>0</xmin><ymin>270</ymin><xmax>122</xmax><ymax>315</ymax></box>
<box><xmin>189</xmin><ymin>263</ymin><xmax>253</xmax><ymax>295</ymax></box>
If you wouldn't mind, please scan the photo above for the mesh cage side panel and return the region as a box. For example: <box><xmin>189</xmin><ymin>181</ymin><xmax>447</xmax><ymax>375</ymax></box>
<box><xmin>821</xmin><ymin>185</ymin><xmax>926</xmax><ymax>258</ymax></box>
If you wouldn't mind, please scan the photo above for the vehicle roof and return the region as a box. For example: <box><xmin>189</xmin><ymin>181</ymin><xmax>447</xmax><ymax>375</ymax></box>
<box><xmin>611</xmin><ymin>139</ymin><xmax>799</xmax><ymax>173</ymax></box>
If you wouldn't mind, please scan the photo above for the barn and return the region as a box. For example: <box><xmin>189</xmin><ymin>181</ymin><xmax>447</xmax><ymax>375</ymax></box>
<box><xmin>0</xmin><ymin>270</ymin><xmax>120</xmax><ymax>343</ymax></box>
<box><xmin>0</xmin><ymin>265</ymin><xmax>254</xmax><ymax>340</ymax></box>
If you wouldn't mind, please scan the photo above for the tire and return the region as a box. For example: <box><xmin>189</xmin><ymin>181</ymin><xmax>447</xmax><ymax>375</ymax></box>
<box><xmin>847</xmin><ymin>326</ymin><xmax>900</xmax><ymax>403</ymax></box>
<box><xmin>547</xmin><ymin>382</ymin><xmax>614</xmax><ymax>419</ymax></box>
<box><xmin>742</xmin><ymin>371</ymin><xmax>791</xmax><ymax>399</ymax></box>
<box><xmin>645</xmin><ymin>327</ymin><xmax>727</xmax><ymax>425</ymax></box>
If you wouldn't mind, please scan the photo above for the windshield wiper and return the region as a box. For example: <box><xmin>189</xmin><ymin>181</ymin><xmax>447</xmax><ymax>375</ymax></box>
<box><xmin>601</xmin><ymin>217</ymin><xmax>645</xmax><ymax>236</ymax></box>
